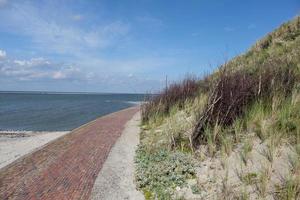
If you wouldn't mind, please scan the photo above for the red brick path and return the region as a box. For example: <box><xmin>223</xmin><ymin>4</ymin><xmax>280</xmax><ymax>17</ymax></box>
<box><xmin>0</xmin><ymin>107</ymin><xmax>139</xmax><ymax>200</ymax></box>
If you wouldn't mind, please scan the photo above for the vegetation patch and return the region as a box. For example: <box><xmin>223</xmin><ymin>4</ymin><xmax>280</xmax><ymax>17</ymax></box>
<box><xmin>275</xmin><ymin>175</ymin><xmax>300</xmax><ymax>200</ymax></box>
<box><xmin>141</xmin><ymin>76</ymin><xmax>207</xmax><ymax>123</ymax></box>
<box><xmin>135</xmin><ymin>146</ymin><xmax>196</xmax><ymax>199</ymax></box>
<box><xmin>191</xmin><ymin>62</ymin><xmax>298</xmax><ymax>148</ymax></box>
<box><xmin>136</xmin><ymin>16</ymin><xmax>300</xmax><ymax>199</ymax></box>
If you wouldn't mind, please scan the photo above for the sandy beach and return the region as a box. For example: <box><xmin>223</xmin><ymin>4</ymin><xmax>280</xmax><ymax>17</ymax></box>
<box><xmin>0</xmin><ymin>131</ymin><xmax>69</xmax><ymax>169</ymax></box>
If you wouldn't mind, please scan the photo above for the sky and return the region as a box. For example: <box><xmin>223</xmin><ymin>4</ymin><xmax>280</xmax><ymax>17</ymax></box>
<box><xmin>0</xmin><ymin>0</ymin><xmax>299</xmax><ymax>93</ymax></box>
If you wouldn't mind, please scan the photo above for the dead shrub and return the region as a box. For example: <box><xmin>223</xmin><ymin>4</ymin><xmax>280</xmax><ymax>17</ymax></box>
<box><xmin>141</xmin><ymin>76</ymin><xmax>202</xmax><ymax>123</ymax></box>
<box><xmin>191</xmin><ymin>60</ymin><xmax>297</xmax><ymax>148</ymax></box>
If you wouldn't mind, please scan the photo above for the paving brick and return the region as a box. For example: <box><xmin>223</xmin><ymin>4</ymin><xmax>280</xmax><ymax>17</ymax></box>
<box><xmin>0</xmin><ymin>107</ymin><xmax>139</xmax><ymax>200</ymax></box>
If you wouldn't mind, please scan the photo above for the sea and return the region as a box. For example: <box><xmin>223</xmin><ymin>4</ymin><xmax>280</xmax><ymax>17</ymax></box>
<box><xmin>0</xmin><ymin>92</ymin><xmax>145</xmax><ymax>132</ymax></box>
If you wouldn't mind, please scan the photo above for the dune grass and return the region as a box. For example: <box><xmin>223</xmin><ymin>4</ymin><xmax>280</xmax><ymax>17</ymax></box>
<box><xmin>135</xmin><ymin>16</ymin><xmax>300</xmax><ymax>199</ymax></box>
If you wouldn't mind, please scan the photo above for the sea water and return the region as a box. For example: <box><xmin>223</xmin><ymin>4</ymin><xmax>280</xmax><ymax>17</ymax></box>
<box><xmin>0</xmin><ymin>92</ymin><xmax>145</xmax><ymax>131</ymax></box>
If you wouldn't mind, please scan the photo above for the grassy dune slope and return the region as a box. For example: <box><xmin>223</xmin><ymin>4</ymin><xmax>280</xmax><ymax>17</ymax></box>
<box><xmin>136</xmin><ymin>16</ymin><xmax>300</xmax><ymax>200</ymax></box>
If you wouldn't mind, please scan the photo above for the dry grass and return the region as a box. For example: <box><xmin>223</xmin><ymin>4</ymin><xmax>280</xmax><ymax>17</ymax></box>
<box><xmin>275</xmin><ymin>174</ymin><xmax>300</xmax><ymax>200</ymax></box>
<box><xmin>255</xmin><ymin>166</ymin><xmax>271</xmax><ymax>198</ymax></box>
<box><xmin>240</xmin><ymin>139</ymin><xmax>253</xmax><ymax>166</ymax></box>
<box><xmin>261</xmin><ymin>139</ymin><xmax>276</xmax><ymax>165</ymax></box>
<box><xmin>192</xmin><ymin>62</ymin><xmax>297</xmax><ymax>148</ymax></box>
<box><xmin>141</xmin><ymin>76</ymin><xmax>202</xmax><ymax>123</ymax></box>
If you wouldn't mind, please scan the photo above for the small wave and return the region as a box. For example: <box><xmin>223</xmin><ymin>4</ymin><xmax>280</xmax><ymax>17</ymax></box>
<box><xmin>125</xmin><ymin>101</ymin><xmax>144</xmax><ymax>105</ymax></box>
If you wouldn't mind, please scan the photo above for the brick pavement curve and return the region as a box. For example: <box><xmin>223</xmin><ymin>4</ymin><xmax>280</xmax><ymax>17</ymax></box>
<box><xmin>0</xmin><ymin>106</ymin><xmax>139</xmax><ymax>200</ymax></box>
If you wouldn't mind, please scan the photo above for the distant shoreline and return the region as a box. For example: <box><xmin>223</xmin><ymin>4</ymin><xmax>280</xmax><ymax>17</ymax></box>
<box><xmin>0</xmin><ymin>90</ymin><xmax>148</xmax><ymax>95</ymax></box>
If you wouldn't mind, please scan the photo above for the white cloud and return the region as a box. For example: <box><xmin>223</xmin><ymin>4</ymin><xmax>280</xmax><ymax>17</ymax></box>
<box><xmin>0</xmin><ymin>51</ymin><xmax>165</xmax><ymax>92</ymax></box>
<box><xmin>128</xmin><ymin>73</ymin><xmax>133</xmax><ymax>78</ymax></box>
<box><xmin>0</xmin><ymin>2</ymin><xmax>176</xmax><ymax>92</ymax></box>
<box><xmin>0</xmin><ymin>55</ymin><xmax>161</xmax><ymax>92</ymax></box>
<box><xmin>0</xmin><ymin>55</ymin><xmax>88</xmax><ymax>81</ymax></box>
<box><xmin>0</xmin><ymin>2</ymin><xmax>130</xmax><ymax>55</ymax></box>
<box><xmin>0</xmin><ymin>49</ymin><xmax>6</xmax><ymax>59</ymax></box>
<box><xmin>14</xmin><ymin>60</ymin><xmax>26</xmax><ymax>66</ymax></box>
<box><xmin>53</xmin><ymin>71</ymin><xmax>66</xmax><ymax>79</ymax></box>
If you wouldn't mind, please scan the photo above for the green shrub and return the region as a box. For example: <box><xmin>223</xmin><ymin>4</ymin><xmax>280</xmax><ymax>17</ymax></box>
<box><xmin>135</xmin><ymin>146</ymin><xmax>196</xmax><ymax>199</ymax></box>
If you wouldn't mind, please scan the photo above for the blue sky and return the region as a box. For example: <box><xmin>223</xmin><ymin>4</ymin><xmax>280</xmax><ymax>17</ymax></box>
<box><xmin>0</xmin><ymin>0</ymin><xmax>299</xmax><ymax>93</ymax></box>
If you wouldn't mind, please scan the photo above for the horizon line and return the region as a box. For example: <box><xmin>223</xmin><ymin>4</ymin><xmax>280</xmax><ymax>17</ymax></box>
<box><xmin>0</xmin><ymin>90</ymin><xmax>149</xmax><ymax>95</ymax></box>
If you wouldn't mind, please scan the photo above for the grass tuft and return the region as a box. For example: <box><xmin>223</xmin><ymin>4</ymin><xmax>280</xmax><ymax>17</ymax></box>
<box><xmin>255</xmin><ymin>166</ymin><xmax>271</xmax><ymax>198</ymax></box>
<box><xmin>275</xmin><ymin>174</ymin><xmax>300</xmax><ymax>200</ymax></box>
<box><xmin>240</xmin><ymin>139</ymin><xmax>253</xmax><ymax>166</ymax></box>
<box><xmin>261</xmin><ymin>139</ymin><xmax>276</xmax><ymax>164</ymax></box>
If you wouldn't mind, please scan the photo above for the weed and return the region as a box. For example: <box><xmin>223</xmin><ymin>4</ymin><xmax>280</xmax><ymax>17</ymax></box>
<box><xmin>288</xmin><ymin>145</ymin><xmax>300</xmax><ymax>176</ymax></box>
<box><xmin>220</xmin><ymin>170</ymin><xmax>232</xmax><ymax>199</ymax></box>
<box><xmin>191</xmin><ymin>184</ymin><xmax>201</xmax><ymax>194</ymax></box>
<box><xmin>233</xmin><ymin>118</ymin><xmax>245</xmax><ymax>143</ymax></box>
<box><xmin>261</xmin><ymin>139</ymin><xmax>276</xmax><ymax>164</ymax></box>
<box><xmin>240</xmin><ymin>139</ymin><xmax>253</xmax><ymax>165</ymax></box>
<box><xmin>235</xmin><ymin>165</ymin><xmax>244</xmax><ymax>183</ymax></box>
<box><xmin>242</xmin><ymin>172</ymin><xmax>258</xmax><ymax>185</ymax></box>
<box><xmin>204</xmin><ymin>125</ymin><xmax>221</xmax><ymax>157</ymax></box>
<box><xmin>288</xmin><ymin>153</ymin><xmax>300</xmax><ymax>175</ymax></box>
<box><xmin>275</xmin><ymin>174</ymin><xmax>300</xmax><ymax>200</ymax></box>
<box><xmin>255</xmin><ymin>167</ymin><xmax>271</xmax><ymax>198</ymax></box>
<box><xmin>234</xmin><ymin>187</ymin><xmax>249</xmax><ymax>200</ymax></box>
<box><xmin>247</xmin><ymin>101</ymin><xmax>271</xmax><ymax>141</ymax></box>
<box><xmin>220</xmin><ymin>134</ymin><xmax>233</xmax><ymax>156</ymax></box>
<box><xmin>220</xmin><ymin>152</ymin><xmax>228</xmax><ymax>170</ymax></box>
